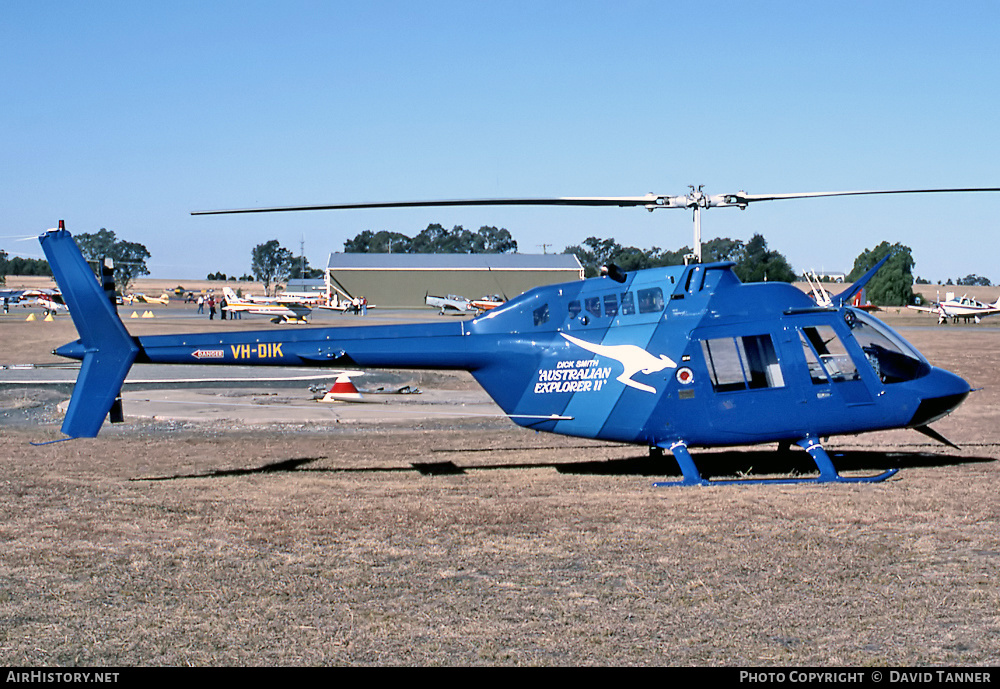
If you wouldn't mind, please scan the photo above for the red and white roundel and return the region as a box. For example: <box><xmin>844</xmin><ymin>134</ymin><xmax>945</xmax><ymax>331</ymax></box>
<box><xmin>675</xmin><ymin>367</ymin><xmax>694</xmax><ymax>385</ymax></box>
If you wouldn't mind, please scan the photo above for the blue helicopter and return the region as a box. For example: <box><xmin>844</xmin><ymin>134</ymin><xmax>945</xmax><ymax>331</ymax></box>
<box><xmin>40</xmin><ymin>187</ymin><xmax>998</xmax><ymax>485</ymax></box>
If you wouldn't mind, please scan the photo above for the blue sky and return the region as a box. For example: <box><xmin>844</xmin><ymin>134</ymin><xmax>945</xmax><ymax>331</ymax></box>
<box><xmin>3</xmin><ymin>1</ymin><xmax>999</xmax><ymax>281</ymax></box>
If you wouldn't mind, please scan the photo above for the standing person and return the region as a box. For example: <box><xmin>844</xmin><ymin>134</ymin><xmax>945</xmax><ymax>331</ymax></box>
<box><xmin>197</xmin><ymin>294</ymin><xmax>204</xmax><ymax>314</ymax></box>
<box><xmin>208</xmin><ymin>296</ymin><xmax>216</xmax><ymax>320</ymax></box>
<box><xmin>361</xmin><ymin>296</ymin><xmax>367</xmax><ymax>316</ymax></box>
<box><xmin>220</xmin><ymin>297</ymin><xmax>227</xmax><ymax>320</ymax></box>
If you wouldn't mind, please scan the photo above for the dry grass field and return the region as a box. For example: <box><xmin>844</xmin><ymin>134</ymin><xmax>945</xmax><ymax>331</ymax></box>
<box><xmin>1</xmin><ymin>309</ymin><xmax>998</xmax><ymax>666</ymax></box>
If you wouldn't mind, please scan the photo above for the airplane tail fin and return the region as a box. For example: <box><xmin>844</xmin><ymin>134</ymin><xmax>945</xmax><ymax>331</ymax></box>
<box><xmin>40</xmin><ymin>223</ymin><xmax>140</xmax><ymax>438</ymax></box>
<box><xmin>222</xmin><ymin>286</ymin><xmax>239</xmax><ymax>302</ymax></box>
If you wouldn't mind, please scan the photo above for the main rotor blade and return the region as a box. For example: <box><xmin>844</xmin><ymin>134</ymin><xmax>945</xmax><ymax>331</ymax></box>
<box><xmin>722</xmin><ymin>187</ymin><xmax>1000</xmax><ymax>205</ymax></box>
<box><xmin>192</xmin><ymin>195</ymin><xmax>667</xmax><ymax>215</ymax></box>
<box><xmin>192</xmin><ymin>186</ymin><xmax>1000</xmax><ymax>215</ymax></box>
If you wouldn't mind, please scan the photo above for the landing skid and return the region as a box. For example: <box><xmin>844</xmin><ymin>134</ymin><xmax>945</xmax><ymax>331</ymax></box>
<box><xmin>651</xmin><ymin>439</ymin><xmax>899</xmax><ymax>487</ymax></box>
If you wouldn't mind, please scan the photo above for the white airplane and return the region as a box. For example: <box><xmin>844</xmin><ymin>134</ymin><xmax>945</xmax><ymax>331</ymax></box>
<box><xmin>908</xmin><ymin>291</ymin><xmax>1000</xmax><ymax>324</ymax></box>
<box><xmin>425</xmin><ymin>293</ymin><xmax>474</xmax><ymax>314</ymax></box>
<box><xmin>322</xmin><ymin>294</ymin><xmax>374</xmax><ymax>314</ymax></box>
<box><xmin>221</xmin><ymin>287</ymin><xmax>371</xmax><ymax>321</ymax></box>
<box><xmin>221</xmin><ymin>287</ymin><xmax>312</xmax><ymax>323</ymax></box>
<box><xmin>23</xmin><ymin>289</ymin><xmax>69</xmax><ymax>315</ymax></box>
<box><xmin>276</xmin><ymin>290</ymin><xmax>324</xmax><ymax>304</ymax></box>
<box><xmin>425</xmin><ymin>293</ymin><xmax>505</xmax><ymax>315</ymax></box>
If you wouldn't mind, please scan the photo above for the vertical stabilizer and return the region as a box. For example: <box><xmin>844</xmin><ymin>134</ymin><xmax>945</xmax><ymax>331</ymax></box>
<box><xmin>40</xmin><ymin>225</ymin><xmax>140</xmax><ymax>438</ymax></box>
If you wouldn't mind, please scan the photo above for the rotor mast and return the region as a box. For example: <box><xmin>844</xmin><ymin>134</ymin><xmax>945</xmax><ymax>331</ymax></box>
<box><xmin>680</xmin><ymin>185</ymin><xmax>709</xmax><ymax>264</ymax></box>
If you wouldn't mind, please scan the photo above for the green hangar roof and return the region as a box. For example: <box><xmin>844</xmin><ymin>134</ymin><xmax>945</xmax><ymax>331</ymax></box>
<box><xmin>325</xmin><ymin>253</ymin><xmax>584</xmax><ymax>308</ymax></box>
<box><xmin>326</xmin><ymin>253</ymin><xmax>583</xmax><ymax>271</ymax></box>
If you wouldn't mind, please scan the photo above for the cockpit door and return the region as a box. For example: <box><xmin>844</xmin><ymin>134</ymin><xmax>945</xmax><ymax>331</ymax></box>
<box><xmin>691</xmin><ymin>329</ymin><xmax>803</xmax><ymax>440</ymax></box>
<box><xmin>797</xmin><ymin>325</ymin><xmax>874</xmax><ymax>406</ymax></box>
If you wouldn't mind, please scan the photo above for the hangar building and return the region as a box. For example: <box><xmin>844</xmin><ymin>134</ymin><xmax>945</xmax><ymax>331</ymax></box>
<box><xmin>325</xmin><ymin>253</ymin><xmax>584</xmax><ymax>308</ymax></box>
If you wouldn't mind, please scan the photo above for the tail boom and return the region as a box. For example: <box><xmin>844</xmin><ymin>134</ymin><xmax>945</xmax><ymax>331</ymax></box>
<box><xmin>130</xmin><ymin>322</ymin><xmax>482</xmax><ymax>370</ymax></box>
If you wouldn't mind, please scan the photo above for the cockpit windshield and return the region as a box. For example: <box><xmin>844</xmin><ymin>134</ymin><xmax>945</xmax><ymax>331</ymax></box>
<box><xmin>845</xmin><ymin>308</ymin><xmax>929</xmax><ymax>384</ymax></box>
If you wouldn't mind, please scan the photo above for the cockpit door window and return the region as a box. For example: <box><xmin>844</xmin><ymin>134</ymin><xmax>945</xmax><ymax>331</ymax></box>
<box><xmin>799</xmin><ymin>326</ymin><xmax>859</xmax><ymax>382</ymax></box>
<box><xmin>701</xmin><ymin>334</ymin><xmax>785</xmax><ymax>392</ymax></box>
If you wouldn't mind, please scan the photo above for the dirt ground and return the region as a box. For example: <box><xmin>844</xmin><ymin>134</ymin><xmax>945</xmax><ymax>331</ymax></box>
<box><xmin>1</xmin><ymin>310</ymin><xmax>999</xmax><ymax>666</ymax></box>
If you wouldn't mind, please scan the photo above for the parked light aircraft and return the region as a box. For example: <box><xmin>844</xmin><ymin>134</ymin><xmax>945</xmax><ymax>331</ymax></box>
<box><xmin>40</xmin><ymin>187</ymin><xmax>1000</xmax><ymax>485</ymax></box>
<box><xmin>22</xmin><ymin>289</ymin><xmax>69</xmax><ymax>315</ymax></box>
<box><xmin>470</xmin><ymin>295</ymin><xmax>506</xmax><ymax>312</ymax></box>
<box><xmin>0</xmin><ymin>288</ymin><xmax>26</xmax><ymax>304</ymax></box>
<box><xmin>124</xmin><ymin>292</ymin><xmax>170</xmax><ymax>306</ymax></box>
<box><xmin>908</xmin><ymin>292</ymin><xmax>1000</xmax><ymax>324</ymax></box>
<box><xmin>219</xmin><ymin>287</ymin><xmax>372</xmax><ymax>322</ymax></box>
<box><xmin>425</xmin><ymin>293</ymin><xmax>474</xmax><ymax>314</ymax></box>
<box><xmin>426</xmin><ymin>293</ymin><xmax>506</xmax><ymax>315</ymax></box>
<box><xmin>221</xmin><ymin>286</ymin><xmax>312</xmax><ymax>323</ymax></box>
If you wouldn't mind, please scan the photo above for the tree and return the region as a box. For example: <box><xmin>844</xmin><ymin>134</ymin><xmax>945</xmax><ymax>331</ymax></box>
<box><xmin>3</xmin><ymin>255</ymin><xmax>51</xmax><ymax>277</ymax></box>
<box><xmin>563</xmin><ymin>235</ymin><xmax>747</xmax><ymax>278</ymax></box>
<box><xmin>74</xmin><ymin>228</ymin><xmax>150</xmax><ymax>294</ymax></box>
<box><xmin>251</xmin><ymin>240</ymin><xmax>293</xmax><ymax>296</ymax></box>
<box><xmin>343</xmin><ymin>230</ymin><xmax>375</xmax><ymax>253</ymax></box>
<box><xmin>733</xmin><ymin>234</ymin><xmax>796</xmax><ymax>283</ymax></box>
<box><xmin>847</xmin><ymin>241</ymin><xmax>915</xmax><ymax>306</ymax></box>
<box><xmin>288</xmin><ymin>255</ymin><xmax>325</xmax><ymax>280</ymax></box>
<box><xmin>471</xmin><ymin>226</ymin><xmax>517</xmax><ymax>254</ymax></box>
<box><xmin>342</xmin><ymin>224</ymin><xmax>517</xmax><ymax>254</ymax></box>
<box><xmin>702</xmin><ymin>237</ymin><xmax>745</xmax><ymax>264</ymax></box>
<box><xmin>0</xmin><ymin>249</ymin><xmax>6</xmax><ymax>286</ymax></box>
<box><xmin>563</xmin><ymin>237</ymin><xmax>630</xmax><ymax>277</ymax></box>
<box><xmin>343</xmin><ymin>230</ymin><xmax>412</xmax><ymax>254</ymax></box>
<box><xmin>957</xmin><ymin>274</ymin><xmax>991</xmax><ymax>287</ymax></box>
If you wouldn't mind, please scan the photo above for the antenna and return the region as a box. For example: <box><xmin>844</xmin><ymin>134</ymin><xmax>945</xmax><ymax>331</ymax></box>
<box><xmin>299</xmin><ymin>234</ymin><xmax>305</xmax><ymax>280</ymax></box>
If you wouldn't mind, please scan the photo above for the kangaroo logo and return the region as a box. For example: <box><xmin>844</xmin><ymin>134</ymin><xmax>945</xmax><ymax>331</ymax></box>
<box><xmin>560</xmin><ymin>333</ymin><xmax>676</xmax><ymax>394</ymax></box>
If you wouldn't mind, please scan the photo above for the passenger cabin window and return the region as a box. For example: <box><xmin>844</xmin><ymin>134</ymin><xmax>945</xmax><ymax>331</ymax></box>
<box><xmin>701</xmin><ymin>334</ymin><xmax>785</xmax><ymax>392</ymax></box>
<box><xmin>638</xmin><ymin>287</ymin><xmax>664</xmax><ymax>314</ymax></box>
<box><xmin>570</xmin><ymin>290</ymin><xmax>662</xmax><ymax>322</ymax></box>
<box><xmin>799</xmin><ymin>326</ymin><xmax>858</xmax><ymax>382</ymax></box>
<box><xmin>603</xmin><ymin>294</ymin><xmax>618</xmax><ymax>318</ymax></box>
<box><xmin>620</xmin><ymin>292</ymin><xmax>636</xmax><ymax>315</ymax></box>
<box><xmin>533</xmin><ymin>304</ymin><xmax>550</xmax><ymax>326</ymax></box>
